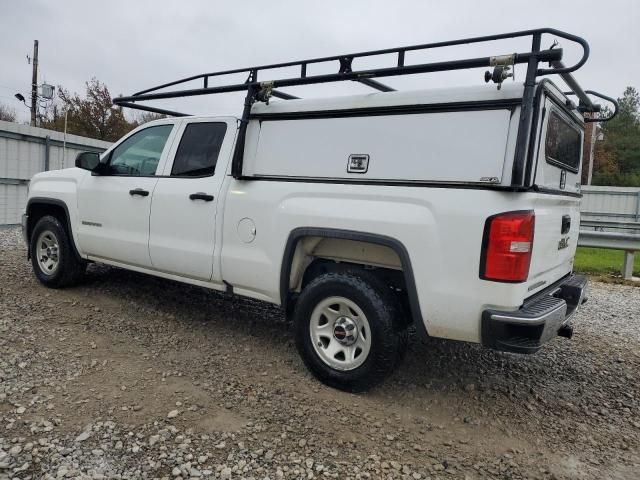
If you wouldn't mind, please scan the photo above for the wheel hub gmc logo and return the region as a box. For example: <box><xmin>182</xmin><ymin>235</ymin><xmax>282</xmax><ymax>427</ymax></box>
<box><xmin>333</xmin><ymin>325</ymin><xmax>347</xmax><ymax>339</ymax></box>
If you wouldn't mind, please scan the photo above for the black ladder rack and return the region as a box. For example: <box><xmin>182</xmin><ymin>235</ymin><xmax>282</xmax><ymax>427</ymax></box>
<box><xmin>113</xmin><ymin>28</ymin><xmax>618</xmax><ymax>183</ymax></box>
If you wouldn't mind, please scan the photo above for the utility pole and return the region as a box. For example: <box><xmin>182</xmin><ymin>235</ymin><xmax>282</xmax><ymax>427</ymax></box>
<box><xmin>31</xmin><ymin>40</ymin><xmax>38</xmax><ymax>126</ymax></box>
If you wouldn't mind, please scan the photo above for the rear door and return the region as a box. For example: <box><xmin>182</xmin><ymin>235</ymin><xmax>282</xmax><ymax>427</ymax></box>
<box><xmin>528</xmin><ymin>96</ymin><xmax>584</xmax><ymax>285</ymax></box>
<box><xmin>148</xmin><ymin>118</ymin><xmax>233</xmax><ymax>281</ymax></box>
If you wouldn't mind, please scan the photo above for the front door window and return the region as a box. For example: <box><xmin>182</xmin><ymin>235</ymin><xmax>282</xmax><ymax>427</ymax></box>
<box><xmin>108</xmin><ymin>124</ymin><xmax>173</xmax><ymax>176</ymax></box>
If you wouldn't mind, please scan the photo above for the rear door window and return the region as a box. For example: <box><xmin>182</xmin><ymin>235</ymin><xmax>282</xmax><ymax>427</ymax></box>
<box><xmin>171</xmin><ymin>122</ymin><xmax>227</xmax><ymax>177</ymax></box>
<box><xmin>545</xmin><ymin>110</ymin><xmax>582</xmax><ymax>172</ymax></box>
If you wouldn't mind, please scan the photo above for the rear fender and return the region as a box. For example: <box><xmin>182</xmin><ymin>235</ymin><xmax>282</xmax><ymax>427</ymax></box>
<box><xmin>280</xmin><ymin>227</ymin><xmax>427</xmax><ymax>337</ymax></box>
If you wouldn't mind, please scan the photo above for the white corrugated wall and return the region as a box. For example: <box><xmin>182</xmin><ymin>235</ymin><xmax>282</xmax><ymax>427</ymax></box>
<box><xmin>0</xmin><ymin>120</ymin><xmax>111</xmax><ymax>225</ymax></box>
<box><xmin>0</xmin><ymin>183</ymin><xmax>29</xmax><ymax>226</ymax></box>
<box><xmin>581</xmin><ymin>186</ymin><xmax>640</xmax><ymax>222</ymax></box>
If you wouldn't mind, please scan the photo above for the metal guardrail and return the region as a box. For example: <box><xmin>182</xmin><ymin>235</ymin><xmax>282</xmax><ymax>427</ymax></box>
<box><xmin>579</xmin><ymin>230</ymin><xmax>640</xmax><ymax>250</ymax></box>
<box><xmin>580</xmin><ymin>219</ymin><xmax>640</xmax><ymax>232</ymax></box>
<box><xmin>583</xmin><ymin>211</ymin><xmax>640</xmax><ymax>221</ymax></box>
<box><xmin>578</xmin><ymin>230</ymin><xmax>640</xmax><ymax>280</ymax></box>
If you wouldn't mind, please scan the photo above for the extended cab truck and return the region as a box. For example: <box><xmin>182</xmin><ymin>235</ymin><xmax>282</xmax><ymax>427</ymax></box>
<box><xmin>22</xmin><ymin>29</ymin><xmax>617</xmax><ymax>391</ymax></box>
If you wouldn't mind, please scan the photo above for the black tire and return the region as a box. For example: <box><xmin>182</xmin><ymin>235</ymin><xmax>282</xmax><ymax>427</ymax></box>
<box><xmin>294</xmin><ymin>270</ymin><xmax>407</xmax><ymax>392</ymax></box>
<box><xmin>30</xmin><ymin>215</ymin><xmax>86</xmax><ymax>288</ymax></box>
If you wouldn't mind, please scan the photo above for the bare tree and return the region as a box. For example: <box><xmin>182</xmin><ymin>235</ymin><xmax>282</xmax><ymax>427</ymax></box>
<box><xmin>0</xmin><ymin>103</ymin><xmax>17</xmax><ymax>122</ymax></box>
<box><xmin>134</xmin><ymin>111</ymin><xmax>167</xmax><ymax>126</ymax></box>
<box><xmin>40</xmin><ymin>78</ymin><xmax>133</xmax><ymax>141</ymax></box>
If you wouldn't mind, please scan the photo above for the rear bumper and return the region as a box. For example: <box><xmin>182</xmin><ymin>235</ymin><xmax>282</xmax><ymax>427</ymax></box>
<box><xmin>482</xmin><ymin>274</ymin><xmax>587</xmax><ymax>354</ymax></box>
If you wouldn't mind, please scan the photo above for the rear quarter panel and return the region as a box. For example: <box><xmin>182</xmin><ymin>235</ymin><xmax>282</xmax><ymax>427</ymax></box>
<box><xmin>221</xmin><ymin>180</ymin><xmax>548</xmax><ymax>343</ymax></box>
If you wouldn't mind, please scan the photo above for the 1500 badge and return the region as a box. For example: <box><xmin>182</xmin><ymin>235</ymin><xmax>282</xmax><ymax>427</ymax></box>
<box><xmin>558</xmin><ymin>236</ymin><xmax>570</xmax><ymax>250</ymax></box>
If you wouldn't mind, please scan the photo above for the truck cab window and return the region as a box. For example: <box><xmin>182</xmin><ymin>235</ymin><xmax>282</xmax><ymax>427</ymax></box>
<box><xmin>108</xmin><ymin>124</ymin><xmax>173</xmax><ymax>176</ymax></box>
<box><xmin>171</xmin><ymin>122</ymin><xmax>227</xmax><ymax>177</ymax></box>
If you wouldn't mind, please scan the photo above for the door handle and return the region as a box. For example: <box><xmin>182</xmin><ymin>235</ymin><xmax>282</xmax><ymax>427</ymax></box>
<box><xmin>189</xmin><ymin>192</ymin><xmax>214</xmax><ymax>201</ymax></box>
<box><xmin>129</xmin><ymin>188</ymin><xmax>149</xmax><ymax>197</ymax></box>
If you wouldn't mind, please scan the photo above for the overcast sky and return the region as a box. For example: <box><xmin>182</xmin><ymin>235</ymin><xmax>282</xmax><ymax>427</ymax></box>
<box><xmin>1</xmin><ymin>0</ymin><xmax>638</xmax><ymax>124</ymax></box>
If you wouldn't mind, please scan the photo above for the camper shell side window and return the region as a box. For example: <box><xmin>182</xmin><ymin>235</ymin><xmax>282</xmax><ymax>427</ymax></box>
<box><xmin>544</xmin><ymin>109</ymin><xmax>582</xmax><ymax>173</ymax></box>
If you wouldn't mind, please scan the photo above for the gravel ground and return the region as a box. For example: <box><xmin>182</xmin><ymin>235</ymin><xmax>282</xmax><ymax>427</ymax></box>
<box><xmin>0</xmin><ymin>226</ymin><xmax>22</xmax><ymax>249</ymax></box>
<box><xmin>1</xmin><ymin>226</ymin><xmax>639</xmax><ymax>480</ymax></box>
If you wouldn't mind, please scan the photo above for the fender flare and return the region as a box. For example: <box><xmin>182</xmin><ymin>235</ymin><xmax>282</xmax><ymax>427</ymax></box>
<box><xmin>279</xmin><ymin>227</ymin><xmax>427</xmax><ymax>335</ymax></box>
<box><xmin>26</xmin><ymin>197</ymin><xmax>83</xmax><ymax>262</ymax></box>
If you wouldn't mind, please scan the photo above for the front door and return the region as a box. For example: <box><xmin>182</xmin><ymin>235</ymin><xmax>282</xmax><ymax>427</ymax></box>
<box><xmin>148</xmin><ymin>119</ymin><xmax>232</xmax><ymax>281</ymax></box>
<box><xmin>76</xmin><ymin>123</ymin><xmax>176</xmax><ymax>268</ymax></box>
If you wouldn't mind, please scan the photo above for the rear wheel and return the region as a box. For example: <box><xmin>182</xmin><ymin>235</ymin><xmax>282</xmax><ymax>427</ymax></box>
<box><xmin>30</xmin><ymin>215</ymin><xmax>85</xmax><ymax>288</ymax></box>
<box><xmin>294</xmin><ymin>270</ymin><xmax>406</xmax><ymax>392</ymax></box>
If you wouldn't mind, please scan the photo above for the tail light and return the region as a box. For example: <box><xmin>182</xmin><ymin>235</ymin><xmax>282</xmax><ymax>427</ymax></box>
<box><xmin>480</xmin><ymin>210</ymin><xmax>535</xmax><ymax>283</ymax></box>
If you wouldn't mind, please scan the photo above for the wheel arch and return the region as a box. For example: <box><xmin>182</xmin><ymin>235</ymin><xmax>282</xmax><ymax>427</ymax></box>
<box><xmin>26</xmin><ymin>197</ymin><xmax>82</xmax><ymax>261</ymax></box>
<box><xmin>280</xmin><ymin>227</ymin><xmax>426</xmax><ymax>334</ymax></box>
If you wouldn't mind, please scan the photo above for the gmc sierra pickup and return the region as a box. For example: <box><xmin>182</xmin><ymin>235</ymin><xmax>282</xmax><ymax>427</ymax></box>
<box><xmin>22</xmin><ymin>29</ymin><xmax>617</xmax><ymax>390</ymax></box>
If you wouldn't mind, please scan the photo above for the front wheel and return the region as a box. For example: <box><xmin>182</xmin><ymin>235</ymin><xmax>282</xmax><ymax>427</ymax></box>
<box><xmin>30</xmin><ymin>215</ymin><xmax>86</xmax><ymax>288</ymax></box>
<box><xmin>293</xmin><ymin>270</ymin><xmax>406</xmax><ymax>392</ymax></box>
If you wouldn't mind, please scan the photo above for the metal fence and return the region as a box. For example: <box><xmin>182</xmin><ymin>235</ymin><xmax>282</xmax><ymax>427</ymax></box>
<box><xmin>579</xmin><ymin>186</ymin><xmax>640</xmax><ymax>280</ymax></box>
<box><xmin>581</xmin><ymin>185</ymin><xmax>640</xmax><ymax>227</ymax></box>
<box><xmin>0</xmin><ymin>120</ymin><xmax>111</xmax><ymax>225</ymax></box>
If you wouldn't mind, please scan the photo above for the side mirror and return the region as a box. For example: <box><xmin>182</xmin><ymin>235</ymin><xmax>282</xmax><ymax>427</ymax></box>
<box><xmin>75</xmin><ymin>152</ymin><xmax>101</xmax><ymax>171</ymax></box>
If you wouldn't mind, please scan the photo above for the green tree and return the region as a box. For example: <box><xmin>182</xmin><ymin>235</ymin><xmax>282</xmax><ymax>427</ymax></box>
<box><xmin>592</xmin><ymin>86</ymin><xmax>640</xmax><ymax>186</ymax></box>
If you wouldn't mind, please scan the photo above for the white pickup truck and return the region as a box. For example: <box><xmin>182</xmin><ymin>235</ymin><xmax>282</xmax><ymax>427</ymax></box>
<box><xmin>22</xmin><ymin>29</ymin><xmax>617</xmax><ymax>391</ymax></box>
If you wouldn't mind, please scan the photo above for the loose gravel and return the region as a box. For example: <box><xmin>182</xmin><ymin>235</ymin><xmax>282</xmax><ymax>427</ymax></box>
<box><xmin>1</xmin><ymin>225</ymin><xmax>639</xmax><ymax>479</ymax></box>
<box><xmin>0</xmin><ymin>226</ymin><xmax>21</xmax><ymax>249</ymax></box>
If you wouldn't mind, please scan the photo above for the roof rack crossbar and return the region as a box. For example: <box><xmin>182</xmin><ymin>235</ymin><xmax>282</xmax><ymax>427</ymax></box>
<box><xmin>271</xmin><ymin>90</ymin><xmax>299</xmax><ymax>100</ymax></box>
<box><xmin>355</xmin><ymin>78</ymin><xmax>395</xmax><ymax>92</ymax></box>
<box><xmin>115</xmin><ymin>101</ymin><xmax>190</xmax><ymax>117</ymax></box>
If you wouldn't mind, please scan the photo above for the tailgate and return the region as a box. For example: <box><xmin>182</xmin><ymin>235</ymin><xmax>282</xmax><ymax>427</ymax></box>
<box><xmin>528</xmin><ymin>196</ymin><xmax>580</xmax><ymax>287</ymax></box>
